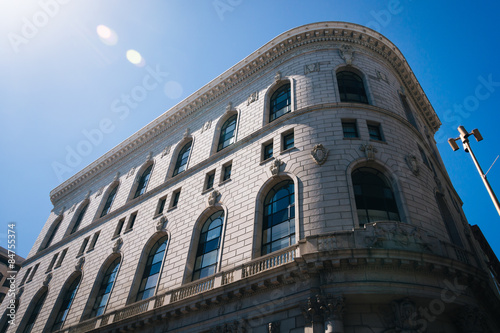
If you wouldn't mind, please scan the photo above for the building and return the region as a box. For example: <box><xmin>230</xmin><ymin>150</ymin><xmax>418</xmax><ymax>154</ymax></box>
<box><xmin>3</xmin><ymin>21</ymin><xmax>500</xmax><ymax>332</ymax></box>
<box><xmin>0</xmin><ymin>247</ymin><xmax>24</xmax><ymax>306</ymax></box>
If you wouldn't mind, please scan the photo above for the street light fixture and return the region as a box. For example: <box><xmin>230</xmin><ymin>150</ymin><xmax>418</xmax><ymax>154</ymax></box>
<box><xmin>448</xmin><ymin>126</ymin><xmax>500</xmax><ymax>216</ymax></box>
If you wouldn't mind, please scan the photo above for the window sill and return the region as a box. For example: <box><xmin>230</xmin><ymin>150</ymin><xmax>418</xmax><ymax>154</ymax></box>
<box><xmin>260</xmin><ymin>156</ymin><xmax>275</xmax><ymax>165</ymax></box>
<box><xmin>124</xmin><ymin>228</ymin><xmax>133</xmax><ymax>234</ymax></box>
<box><xmin>343</xmin><ymin>137</ymin><xmax>361</xmax><ymax>140</ymax></box>
<box><xmin>219</xmin><ymin>178</ymin><xmax>231</xmax><ymax>186</ymax></box>
<box><xmin>153</xmin><ymin>213</ymin><xmax>164</xmax><ymax>220</ymax></box>
<box><xmin>167</xmin><ymin>206</ymin><xmax>178</xmax><ymax>212</ymax></box>
<box><xmin>201</xmin><ymin>187</ymin><xmax>214</xmax><ymax>195</ymax></box>
<box><xmin>280</xmin><ymin>147</ymin><xmax>297</xmax><ymax>155</ymax></box>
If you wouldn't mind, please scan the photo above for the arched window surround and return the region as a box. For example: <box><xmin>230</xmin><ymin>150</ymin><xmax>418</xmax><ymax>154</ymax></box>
<box><xmin>252</xmin><ymin>173</ymin><xmax>301</xmax><ymax>259</ymax></box>
<box><xmin>127</xmin><ymin>231</ymin><xmax>170</xmax><ymax>304</ymax></box>
<box><xmin>17</xmin><ymin>286</ymin><xmax>48</xmax><ymax>333</ymax></box>
<box><xmin>81</xmin><ymin>254</ymin><xmax>122</xmax><ymax>320</ymax></box>
<box><xmin>64</xmin><ymin>199</ymin><xmax>90</xmax><ymax>237</ymax></box>
<box><xmin>44</xmin><ymin>271</ymin><xmax>82</xmax><ymax>332</ymax></box>
<box><xmin>333</xmin><ymin>65</ymin><xmax>372</xmax><ymax>105</ymax></box>
<box><xmin>166</xmin><ymin>136</ymin><xmax>195</xmax><ymax>179</ymax></box>
<box><xmin>182</xmin><ymin>206</ymin><xmax>228</xmax><ymax>283</ymax></box>
<box><xmin>38</xmin><ymin>215</ymin><xmax>64</xmax><ymax>252</ymax></box>
<box><xmin>345</xmin><ymin>159</ymin><xmax>409</xmax><ymax>228</ymax></box>
<box><xmin>93</xmin><ymin>181</ymin><xmax>120</xmax><ymax>221</ymax></box>
<box><xmin>127</xmin><ymin>160</ymin><xmax>155</xmax><ymax>202</ymax></box>
<box><xmin>210</xmin><ymin>109</ymin><xmax>240</xmax><ymax>156</ymax></box>
<box><xmin>262</xmin><ymin>77</ymin><xmax>296</xmax><ymax>126</ymax></box>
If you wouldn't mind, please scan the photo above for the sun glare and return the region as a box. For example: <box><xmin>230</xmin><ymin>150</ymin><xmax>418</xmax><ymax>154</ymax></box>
<box><xmin>126</xmin><ymin>49</ymin><xmax>145</xmax><ymax>67</ymax></box>
<box><xmin>96</xmin><ymin>24</ymin><xmax>118</xmax><ymax>46</ymax></box>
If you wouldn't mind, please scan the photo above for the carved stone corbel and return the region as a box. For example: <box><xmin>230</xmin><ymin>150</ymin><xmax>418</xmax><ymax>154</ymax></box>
<box><xmin>360</xmin><ymin>144</ymin><xmax>377</xmax><ymax>161</ymax></box>
<box><xmin>247</xmin><ymin>91</ymin><xmax>259</xmax><ymax>105</ymax></box>
<box><xmin>274</xmin><ymin>71</ymin><xmax>282</xmax><ymax>82</ymax></box>
<box><xmin>146</xmin><ymin>152</ymin><xmax>153</xmax><ymax>162</ymax></box>
<box><xmin>113</xmin><ymin>238</ymin><xmax>123</xmax><ymax>253</ymax></box>
<box><xmin>43</xmin><ymin>273</ymin><xmax>52</xmax><ymax>287</ymax></box>
<box><xmin>161</xmin><ymin>145</ymin><xmax>171</xmax><ymax>158</ymax></box>
<box><xmin>127</xmin><ymin>167</ymin><xmax>136</xmax><ymax>179</ymax></box>
<box><xmin>113</xmin><ymin>171</ymin><xmax>120</xmax><ymax>182</ymax></box>
<box><xmin>270</xmin><ymin>159</ymin><xmax>283</xmax><ymax>176</ymax></box>
<box><xmin>208</xmin><ymin>190</ymin><xmax>221</xmax><ymax>206</ymax></box>
<box><xmin>339</xmin><ymin>44</ymin><xmax>354</xmax><ymax>65</ymax></box>
<box><xmin>226</xmin><ymin>102</ymin><xmax>233</xmax><ymax>112</ymax></box>
<box><xmin>84</xmin><ymin>190</ymin><xmax>91</xmax><ymax>200</ymax></box>
<box><xmin>75</xmin><ymin>257</ymin><xmax>85</xmax><ymax>271</ymax></box>
<box><xmin>156</xmin><ymin>216</ymin><xmax>167</xmax><ymax>231</ymax></box>
<box><xmin>184</xmin><ymin>128</ymin><xmax>191</xmax><ymax>138</ymax></box>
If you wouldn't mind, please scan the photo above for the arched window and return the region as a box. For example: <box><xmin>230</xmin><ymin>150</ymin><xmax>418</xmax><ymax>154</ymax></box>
<box><xmin>337</xmin><ymin>71</ymin><xmax>368</xmax><ymax>104</ymax></box>
<box><xmin>193</xmin><ymin>211</ymin><xmax>224</xmax><ymax>281</ymax></box>
<box><xmin>70</xmin><ymin>203</ymin><xmax>88</xmax><ymax>235</ymax></box>
<box><xmin>51</xmin><ymin>274</ymin><xmax>81</xmax><ymax>332</ymax></box>
<box><xmin>173</xmin><ymin>141</ymin><xmax>192</xmax><ymax>176</ymax></box>
<box><xmin>100</xmin><ymin>185</ymin><xmax>118</xmax><ymax>218</ymax></box>
<box><xmin>20</xmin><ymin>289</ymin><xmax>47</xmax><ymax>333</ymax></box>
<box><xmin>89</xmin><ymin>257</ymin><xmax>120</xmax><ymax>317</ymax></box>
<box><xmin>217</xmin><ymin>115</ymin><xmax>237</xmax><ymax>152</ymax></box>
<box><xmin>269</xmin><ymin>83</ymin><xmax>291</xmax><ymax>122</ymax></box>
<box><xmin>262</xmin><ymin>180</ymin><xmax>295</xmax><ymax>255</ymax></box>
<box><xmin>136</xmin><ymin>235</ymin><xmax>168</xmax><ymax>301</ymax></box>
<box><xmin>134</xmin><ymin>164</ymin><xmax>153</xmax><ymax>199</ymax></box>
<box><xmin>352</xmin><ymin>168</ymin><xmax>400</xmax><ymax>225</ymax></box>
<box><xmin>41</xmin><ymin>217</ymin><xmax>63</xmax><ymax>251</ymax></box>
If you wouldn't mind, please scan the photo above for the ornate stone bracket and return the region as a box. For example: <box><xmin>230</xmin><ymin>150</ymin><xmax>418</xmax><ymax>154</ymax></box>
<box><xmin>339</xmin><ymin>44</ymin><xmax>354</xmax><ymax>65</ymax></box>
<box><xmin>360</xmin><ymin>144</ymin><xmax>377</xmax><ymax>161</ymax></box>
<box><xmin>58</xmin><ymin>207</ymin><xmax>65</xmax><ymax>216</ymax></box>
<box><xmin>201</xmin><ymin>120</ymin><xmax>212</xmax><ymax>133</ymax></box>
<box><xmin>247</xmin><ymin>91</ymin><xmax>259</xmax><ymax>105</ymax></box>
<box><xmin>270</xmin><ymin>159</ymin><xmax>284</xmax><ymax>176</ymax></box>
<box><xmin>226</xmin><ymin>102</ymin><xmax>233</xmax><ymax>112</ymax></box>
<box><xmin>113</xmin><ymin>171</ymin><xmax>120</xmax><ymax>182</ymax></box>
<box><xmin>311</xmin><ymin>144</ymin><xmax>329</xmax><ymax>165</ymax></box>
<box><xmin>389</xmin><ymin>298</ymin><xmax>425</xmax><ymax>332</ymax></box>
<box><xmin>43</xmin><ymin>273</ymin><xmax>52</xmax><ymax>287</ymax></box>
<box><xmin>127</xmin><ymin>167</ymin><xmax>136</xmax><ymax>179</ymax></box>
<box><xmin>405</xmin><ymin>154</ymin><xmax>419</xmax><ymax>176</ymax></box>
<box><xmin>69</xmin><ymin>204</ymin><xmax>76</xmax><ymax>213</ymax></box>
<box><xmin>156</xmin><ymin>216</ymin><xmax>167</xmax><ymax>231</ymax></box>
<box><xmin>304</xmin><ymin>63</ymin><xmax>320</xmax><ymax>75</ymax></box>
<box><xmin>84</xmin><ymin>190</ymin><xmax>91</xmax><ymax>200</ymax></box>
<box><xmin>113</xmin><ymin>238</ymin><xmax>123</xmax><ymax>253</ymax></box>
<box><xmin>161</xmin><ymin>145</ymin><xmax>171</xmax><ymax>158</ymax></box>
<box><xmin>274</xmin><ymin>71</ymin><xmax>282</xmax><ymax>82</ymax></box>
<box><xmin>208</xmin><ymin>190</ymin><xmax>221</xmax><ymax>206</ymax></box>
<box><xmin>95</xmin><ymin>187</ymin><xmax>103</xmax><ymax>198</ymax></box>
<box><xmin>302</xmin><ymin>294</ymin><xmax>345</xmax><ymax>327</ymax></box>
<box><xmin>146</xmin><ymin>152</ymin><xmax>153</xmax><ymax>162</ymax></box>
<box><xmin>75</xmin><ymin>257</ymin><xmax>85</xmax><ymax>271</ymax></box>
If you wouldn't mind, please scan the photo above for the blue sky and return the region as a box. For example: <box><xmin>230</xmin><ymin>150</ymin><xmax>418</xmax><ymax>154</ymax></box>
<box><xmin>0</xmin><ymin>0</ymin><xmax>499</xmax><ymax>259</ymax></box>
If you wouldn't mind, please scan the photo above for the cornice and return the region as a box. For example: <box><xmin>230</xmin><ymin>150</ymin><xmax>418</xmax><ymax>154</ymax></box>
<box><xmin>50</xmin><ymin>21</ymin><xmax>440</xmax><ymax>205</ymax></box>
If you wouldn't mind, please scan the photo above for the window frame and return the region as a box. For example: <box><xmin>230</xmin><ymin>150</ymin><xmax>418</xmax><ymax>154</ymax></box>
<box><xmin>172</xmin><ymin>141</ymin><xmax>192</xmax><ymax>177</ymax></box>
<box><xmin>217</xmin><ymin>114</ymin><xmax>238</xmax><ymax>152</ymax></box>
<box><xmin>269</xmin><ymin>83</ymin><xmax>292</xmax><ymax>123</ymax></box>
<box><xmin>133</xmin><ymin>163</ymin><xmax>153</xmax><ymax>199</ymax></box>
<box><xmin>262</xmin><ymin>140</ymin><xmax>274</xmax><ymax>162</ymax></box>
<box><xmin>281</xmin><ymin>129</ymin><xmax>295</xmax><ymax>152</ymax></box>
<box><xmin>367</xmin><ymin>121</ymin><xmax>384</xmax><ymax>141</ymax></box>
<box><xmin>342</xmin><ymin>119</ymin><xmax>359</xmax><ymax>139</ymax></box>
<box><xmin>336</xmin><ymin>70</ymin><xmax>369</xmax><ymax>104</ymax></box>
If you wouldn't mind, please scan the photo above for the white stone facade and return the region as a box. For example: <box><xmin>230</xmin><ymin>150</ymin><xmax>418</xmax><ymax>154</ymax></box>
<box><xmin>2</xmin><ymin>22</ymin><xmax>499</xmax><ymax>332</ymax></box>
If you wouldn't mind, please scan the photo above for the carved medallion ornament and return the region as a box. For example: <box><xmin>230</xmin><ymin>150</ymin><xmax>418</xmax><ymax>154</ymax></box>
<box><xmin>274</xmin><ymin>71</ymin><xmax>282</xmax><ymax>82</ymax></box>
<box><xmin>247</xmin><ymin>91</ymin><xmax>259</xmax><ymax>105</ymax></box>
<box><xmin>302</xmin><ymin>294</ymin><xmax>345</xmax><ymax>324</ymax></box>
<box><xmin>127</xmin><ymin>166</ymin><xmax>136</xmax><ymax>179</ymax></box>
<box><xmin>311</xmin><ymin>144</ymin><xmax>329</xmax><ymax>165</ymax></box>
<box><xmin>360</xmin><ymin>144</ymin><xmax>377</xmax><ymax>161</ymax></box>
<box><xmin>69</xmin><ymin>204</ymin><xmax>76</xmax><ymax>213</ymax></box>
<box><xmin>389</xmin><ymin>298</ymin><xmax>425</xmax><ymax>333</ymax></box>
<box><xmin>43</xmin><ymin>273</ymin><xmax>52</xmax><ymax>287</ymax></box>
<box><xmin>270</xmin><ymin>159</ymin><xmax>283</xmax><ymax>176</ymax></box>
<box><xmin>156</xmin><ymin>216</ymin><xmax>167</xmax><ymax>231</ymax></box>
<box><xmin>405</xmin><ymin>154</ymin><xmax>419</xmax><ymax>176</ymax></box>
<box><xmin>201</xmin><ymin>120</ymin><xmax>212</xmax><ymax>133</ymax></box>
<box><xmin>339</xmin><ymin>44</ymin><xmax>354</xmax><ymax>65</ymax></box>
<box><xmin>113</xmin><ymin>237</ymin><xmax>123</xmax><ymax>253</ymax></box>
<box><xmin>208</xmin><ymin>190</ymin><xmax>221</xmax><ymax>206</ymax></box>
<box><xmin>304</xmin><ymin>62</ymin><xmax>320</xmax><ymax>75</ymax></box>
<box><xmin>75</xmin><ymin>257</ymin><xmax>85</xmax><ymax>271</ymax></box>
<box><xmin>161</xmin><ymin>145</ymin><xmax>171</xmax><ymax>158</ymax></box>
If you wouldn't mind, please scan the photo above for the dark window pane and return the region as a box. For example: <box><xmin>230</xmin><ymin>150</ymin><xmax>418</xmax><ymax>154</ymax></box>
<box><xmin>100</xmin><ymin>186</ymin><xmax>118</xmax><ymax>218</ymax></box>
<box><xmin>217</xmin><ymin>114</ymin><xmax>237</xmax><ymax>151</ymax></box>
<box><xmin>270</xmin><ymin>84</ymin><xmax>291</xmax><ymax>122</ymax></box>
<box><xmin>192</xmin><ymin>211</ymin><xmax>224</xmax><ymax>281</ymax></box>
<box><xmin>173</xmin><ymin>141</ymin><xmax>192</xmax><ymax>176</ymax></box>
<box><xmin>136</xmin><ymin>236</ymin><xmax>168</xmax><ymax>301</ymax></box>
<box><xmin>342</xmin><ymin>121</ymin><xmax>358</xmax><ymax>138</ymax></box>
<box><xmin>134</xmin><ymin>164</ymin><xmax>153</xmax><ymax>198</ymax></box>
<box><xmin>337</xmin><ymin>71</ymin><xmax>368</xmax><ymax>104</ymax></box>
<box><xmin>264</xmin><ymin>143</ymin><xmax>273</xmax><ymax>160</ymax></box>
<box><xmin>283</xmin><ymin>132</ymin><xmax>294</xmax><ymax>150</ymax></box>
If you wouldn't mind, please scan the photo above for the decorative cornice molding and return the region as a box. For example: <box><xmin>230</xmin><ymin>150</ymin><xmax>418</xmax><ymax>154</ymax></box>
<box><xmin>49</xmin><ymin>22</ymin><xmax>440</xmax><ymax>205</ymax></box>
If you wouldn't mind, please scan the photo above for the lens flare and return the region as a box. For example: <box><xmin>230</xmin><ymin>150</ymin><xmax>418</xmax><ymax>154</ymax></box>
<box><xmin>126</xmin><ymin>49</ymin><xmax>145</xmax><ymax>67</ymax></box>
<box><xmin>96</xmin><ymin>24</ymin><xmax>118</xmax><ymax>46</ymax></box>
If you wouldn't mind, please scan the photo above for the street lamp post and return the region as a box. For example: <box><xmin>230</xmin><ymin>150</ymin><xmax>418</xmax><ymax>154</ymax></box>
<box><xmin>448</xmin><ymin>126</ymin><xmax>500</xmax><ymax>216</ymax></box>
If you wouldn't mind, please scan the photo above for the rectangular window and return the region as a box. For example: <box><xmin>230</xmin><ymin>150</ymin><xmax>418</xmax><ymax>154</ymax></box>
<box><xmin>55</xmin><ymin>248</ymin><xmax>68</xmax><ymax>268</ymax></box>
<box><xmin>342</xmin><ymin>120</ymin><xmax>359</xmax><ymax>138</ymax></box>
<box><xmin>88</xmin><ymin>231</ymin><xmax>100</xmax><ymax>251</ymax></box>
<box><xmin>114</xmin><ymin>218</ymin><xmax>125</xmax><ymax>238</ymax></box>
<box><xmin>205</xmin><ymin>171</ymin><xmax>216</xmax><ymax>191</ymax></box>
<box><xmin>400</xmin><ymin>94</ymin><xmax>419</xmax><ymax>130</ymax></box>
<box><xmin>78</xmin><ymin>237</ymin><xmax>90</xmax><ymax>256</ymax></box>
<box><xmin>170</xmin><ymin>189</ymin><xmax>181</xmax><ymax>209</ymax></box>
<box><xmin>282</xmin><ymin>130</ymin><xmax>294</xmax><ymax>151</ymax></box>
<box><xmin>367</xmin><ymin>122</ymin><xmax>383</xmax><ymax>141</ymax></box>
<box><xmin>125</xmin><ymin>212</ymin><xmax>137</xmax><ymax>231</ymax></box>
<box><xmin>20</xmin><ymin>268</ymin><xmax>32</xmax><ymax>285</ymax></box>
<box><xmin>262</xmin><ymin>140</ymin><xmax>273</xmax><ymax>161</ymax></box>
<box><xmin>221</xmin><ymin>162</ymin><xmax>232</xmax><ymax>182</ymax></box>
<box><xmin>47</xmin><ymin>253</ymin><xmax>59</xmax><ymax>272</ymax></box>
<box><xmin>27</xmin><ymin>263</ymin><xmax>39</xmax><ymax>283</ymax></box>
<box><xmin>157</xmin><ymin>196</ymin><xmax>167</xmax><ymax>215</ymax></box>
